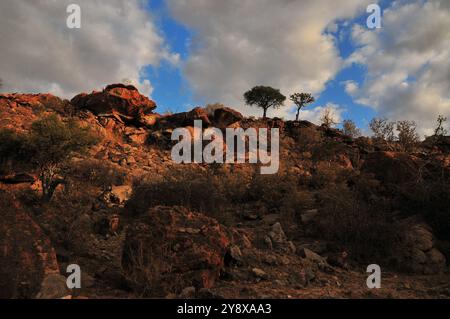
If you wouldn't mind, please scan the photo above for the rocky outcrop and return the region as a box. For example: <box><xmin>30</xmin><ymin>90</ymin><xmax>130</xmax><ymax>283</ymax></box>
<box><xmin>71</xmin><ymin>84</ymin><xmax>157</xmax><ymax>126</ymax></box>
<box><xmin>0</xmin><ymin>190</ymin><xmax>60</xmax><ymax>298</ymax></box>
<box><xmin>400</xmin><ymin>223</ymin><xmax>447</xmax><ymax>275</ymax></box>
<box><xmin>211</xmin><ymin>107</ymin><xmax>243</xmax><ymax>128</ymax></box>
<box><xmin>0</xmin><ymin>93</ymin><xmax>69</xmax><ymax>113</ymax></box>
<box><xmin>122</xmin><ymin>206</ymin><xmax>230</xmax><ymax>296</ymax></box>
<box><xmin>0</xmin><ymin>93</ymin><xmax>68</xmax><ymax>132</ymax></box>
<box><xmin>157</xmin><ymin>107</ymin><xmax>211</xmax><ymax>129</ymax></box>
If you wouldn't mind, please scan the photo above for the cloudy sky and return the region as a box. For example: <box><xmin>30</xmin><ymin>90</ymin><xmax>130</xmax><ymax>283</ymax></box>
<box><xmin>0</xmin><ymin>0</ymin><xmax>449</xmax><ymax>135</ymax></box>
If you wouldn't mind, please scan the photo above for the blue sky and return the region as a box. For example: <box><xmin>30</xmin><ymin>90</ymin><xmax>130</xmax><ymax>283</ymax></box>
<box><xmin>1</xmin><ymin>0</ymin><xmax>447</xmax><ymax>134</ymax></box>
<box><xmin>144</xmin><ymin>0</ymin><xmax>196</xmax><ymax>114</ymax></box>
<box><xmin>143</xmin><ymin>0</ymin><xmax>390</xmax><ymax>129</ymax></box>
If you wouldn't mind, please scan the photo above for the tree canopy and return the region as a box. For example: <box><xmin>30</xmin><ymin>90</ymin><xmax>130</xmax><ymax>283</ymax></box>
<box><xmin>244</xmin><ymin>86</ymin><xmax>286</xmax><ymax>119</ymax></box>
<box><xmin>290</xmin><ymin>93</ymin><xmax>315</xmax><ymax>121</ymax></box>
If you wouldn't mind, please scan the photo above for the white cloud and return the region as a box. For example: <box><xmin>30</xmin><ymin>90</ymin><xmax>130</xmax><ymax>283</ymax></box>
<box><xmin>0</xmin><ymin>0</ymin><xmax>178</xmax><ymax>98</ymax></box>
<box><xmin>346</xmin><ymin>0</ymin><xmax>450</xmax><ymax>136</ymax></box>
<box><xmin>343</xmin><ymin>80</ymin><xmax>359</xmax><ymax>95</ymax></box>
<box><xmin>167</xmin><ymin>0</ymin><xmax>371</xmax><ymax>118</ymax></box>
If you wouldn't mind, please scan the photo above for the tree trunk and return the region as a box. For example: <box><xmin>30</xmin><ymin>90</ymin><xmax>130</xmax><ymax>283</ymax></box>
<box><xmin>263</xmin><ymin>107</ymin><xmax>267</xmax><ymax>119</ymax></box>
<box><xmin>296</xmin><ymin>107</ymin><xmax>301</xmax><ymax>121</ymax></box>
<box><xmin>40</xmin><ymin>165</ymin><xmax>60</xmax><ymax>202</ymax></box>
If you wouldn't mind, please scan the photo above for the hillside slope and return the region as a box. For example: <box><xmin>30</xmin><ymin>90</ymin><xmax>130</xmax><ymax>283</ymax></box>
<box><xmin>1</xmin><ymin>85</ymin><xmax>449</xmax><ymax>299</ymax></box>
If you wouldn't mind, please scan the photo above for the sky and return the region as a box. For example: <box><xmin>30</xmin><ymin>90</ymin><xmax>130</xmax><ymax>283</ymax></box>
<box><xmin>0</xmin><ymin>0</ymin><xmax>449</xmax><ymax>136</ymax></box>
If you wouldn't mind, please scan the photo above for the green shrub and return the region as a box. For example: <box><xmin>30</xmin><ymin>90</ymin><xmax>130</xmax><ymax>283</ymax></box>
<box><xmin>0</xmin><ymin>129</ymin><xmax>29</xmax><ymax>174</ymax></box>
<box><xmin>27</xmin><ymin>115</ymin><xmax>99</xmax><ymax>201</ymax></box>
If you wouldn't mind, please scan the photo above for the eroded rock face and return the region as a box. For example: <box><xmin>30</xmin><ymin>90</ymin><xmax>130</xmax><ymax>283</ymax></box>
<box><xmin>0</xmin><ymin>191</ymin><xmax>60</xmax><ymax>298</ymax></box>
<box><xmin>122</xmin><ymin>206</ymin><xmax>230</xmax><ymax>296</ymax></box>
<box><xmin>211</xmin><ymin>107</ymin><xmax>243</xmax><ymax>128</ymax></box>
<box><xmin>157</xmin><ymin>107</ymin><xmax>211</xmax><ymax>129</ymax></box>
<box><xmin>71</xmin><ymin>84</ymin><xmax>157</xmax><ymax>126</ymax></box>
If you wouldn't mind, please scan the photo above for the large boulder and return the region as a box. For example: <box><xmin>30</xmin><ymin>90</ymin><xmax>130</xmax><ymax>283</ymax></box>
<box><xmin>399</xmin><ymin>223</ymin><xmax>447</xmax><ymax>274</ymax></box>
<box><xmin>122</xmin><ymin>206</ymin><xmax>230</xmax><ymax>296</ymax></box>
<box><xmin>157</xmin><ymin>107</ymin><xmax>211</xmax><ymax>129</ymax></box>
<box><xmin>211</xmin><ymin>107</ymin><xmax>243</xmax><ymax>128</ymax></box>
<box><xmin>0</xmin><ymin>191</ymin><xmax>60</xmax><ymax>298</ymax></box>
<box><xmin>71</xmin><ymin>84</ymin><xmax>157</xmax><ymax>126</ymax></box>
<box><xmin>265</xmin><ymin>222</ymin><xmax>296</xmax><ymax>254</ymax></box>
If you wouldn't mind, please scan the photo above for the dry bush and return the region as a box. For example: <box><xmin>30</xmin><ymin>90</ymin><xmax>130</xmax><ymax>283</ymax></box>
<box><xmin>246</xmin><ymin>172</ymin><xmax>302</xmax><ymax>212</ymax></box>
<box><xmin>392</xmin><ymin>161</ymin><xmax>450</xmax><ymax>240</ymax></box>
<box><xmin>311</xmin><ymin>139</ymin><xmax>348</xmax><ymax>163</ymax></box>
<box><xmin>396</xmin><ymin>120</ymin><xmax>419</xmax><ymax>152</ymax></box>
<box><xmin>342</xmin><ymin>119</ymin><xmax>361</xmax><ymax>138</ymax></box>
<box><xmin>316</xmin><ymin>183</ymin><xmax>403</xmax><ymax>263</ymax></box>
<box><xmin>370</xmin><ymin>118</ymin><xmax>395</xmax><ymax>142</ymax></box>
<box><xmin>66</xmin><ymin>159</ymin><xmax>127</xmax><ymax>189</ymax></box>
<box><xmin>121</xmin><ymin>240</ymin><xmax>180</xmax><ymax>297</ymax></box>
<box><xmin>309</xmin><ymin>162</ymin><xmax>350</xmax><ymax>189</ymax></box>
<box><xmin>279</xmin><ymin>189</ymin><xmax>315</xmax><ymax>226</ymax></box>
<box><xmin>320</xmin><ymin>108</ymin><xmax>338</xmax><ymax>128</ymax></box>
<box><xmin>126</xmin><ymin>167</ymin><xmax>240</xmax><ymax>223</ymax></box>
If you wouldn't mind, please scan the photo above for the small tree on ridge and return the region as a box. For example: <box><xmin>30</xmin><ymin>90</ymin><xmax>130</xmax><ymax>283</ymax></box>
<box><xmin>290</xmin><ymin>93</ymin><xmax>315</xmax><ymax>121</ymax></box>
<box><xmin>244</xmin><ymin>86</ymin><xmax>286</xmax><ymax>119</ymax></box>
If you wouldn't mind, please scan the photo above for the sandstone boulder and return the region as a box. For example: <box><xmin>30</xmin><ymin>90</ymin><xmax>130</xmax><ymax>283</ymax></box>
<box><xmin>211</xmin><ymin>107</ymin><xmax>243</xmax><ymax>128</ymax></box>
<box><xmin>36</xmin><ymin>274</ymin><xmax>70</xmax><ymax>299</ymax></box>
<box><xmin>400</xmin><ymin>223</ymin><xmax>447</xmax><ymax>274</ymax></box>
<box><xmin>157</xmin><ymin>107</ymin><xmax>211</xmax><ymax>129</ymax></box>
<box><xmin>122</xmin><ymin>206</ymin><xmax>230</xmax><ymax>296</ymax></box>
<box><xmin>71</xmin><ymin>84</ymin><xmax>157</xmax><ymax>126</ymax></box>
<box><xmin>0</xmin><ymin>190</ymin><xmax>60</xmax><ymax>298</ymax></box>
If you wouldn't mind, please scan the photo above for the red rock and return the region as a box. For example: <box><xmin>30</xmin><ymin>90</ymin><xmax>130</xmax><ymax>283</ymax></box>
<box><xmin>0</xmin><ymin>93</ymin><xmax>66</xmax><ymax>110</ymax></box>
<box><xmin>0</xmin><ymin>190</ymin><xmax>60</xmax><ymax>298</ymax></box>
<box><xmin>157</xmin><ymin>107</ymin><xmax>211</xmax><ymax>129</ymax></box>
<box><xmin>0</xmin><ymin>93</ymin><xmax>67</xmax><ymax>131</ymax></box>
<box><xmin>122</xmin><ymin>206</ymin><xmax>230</xmax><ymax>296</ymax></box>
<box><xmin>71</xmin><ymin>84</ymin><xmax>157</xmax><ymax>126</ymax></box>
<box><xmin>212</xmin><ymin>107</ymin><xmax>243</xmax><ymax>128</ymax></box>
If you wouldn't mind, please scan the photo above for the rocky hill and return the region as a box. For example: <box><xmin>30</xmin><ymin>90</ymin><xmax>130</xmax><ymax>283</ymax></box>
<box><xmin>0</xmin><ymin>84</ymin><xmax>449</xmax><ymax>299</ymax></box>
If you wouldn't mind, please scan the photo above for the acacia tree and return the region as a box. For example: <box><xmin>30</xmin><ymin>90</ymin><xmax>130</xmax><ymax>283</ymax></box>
<box><xmin>290</xmin><ymin>93</ymin><xmax>315</xmax><ymax>121</ymax></box>
<box><xmin>244</xmin><ymin>86</ymin><xmax>286</xmax><ymax>119</ymax></box>
<box><xmin>27</xmin><ymin>115</ymin><xmax>99</xmax><ymax>201</ymax></box>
